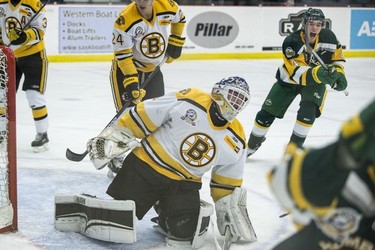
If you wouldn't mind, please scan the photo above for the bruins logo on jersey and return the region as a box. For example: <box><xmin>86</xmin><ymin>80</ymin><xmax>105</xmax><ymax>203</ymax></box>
<box><xmin>141</xmin><ymin>32</ymin><xmax>166</xmax><ymax>58</ymax></box>
<box><xmin>180</xmin><ymin>133</ymin><xmax>216</xmax><ymax>167</ymax></box>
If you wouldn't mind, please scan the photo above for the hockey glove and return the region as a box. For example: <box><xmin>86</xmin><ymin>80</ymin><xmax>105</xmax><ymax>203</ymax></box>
<box><xmin>310</xmin><ymin>65</ymin><xmax>347</xmax><ymax>91</ymax></box>
<box><xmin>166</xmin><ymin>35</ymin><xmax>185</xmax><ymax>60</ymax></box>
<box><xmin>8</xmin><ymin>28</ymin><xmax>32</xmax><ymax>45</ymax></box>
<box><xmin>122</xmin><ymin>77</ymin><xmax>146</xmax><ymax>104</ymax></box>
<box><xmin>215</xmin><ymin>187</ymin><xmax>257</xmax><ymax>243</ymax></box>
<box><xmin>329</xmin><ymin>65</ymin><xmax>347</xmax><ymax>91</ymax></box>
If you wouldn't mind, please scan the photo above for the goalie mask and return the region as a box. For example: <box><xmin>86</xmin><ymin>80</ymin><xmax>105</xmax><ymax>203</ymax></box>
<box><xmin>211</xmin><ymin>76</ymin><xmax>250</xmax><ymax>122</ymax></box>
<box><xmin>301</xmin><ymin>8</ymin><xmax>325</xmax><ymax>28</ymax></box>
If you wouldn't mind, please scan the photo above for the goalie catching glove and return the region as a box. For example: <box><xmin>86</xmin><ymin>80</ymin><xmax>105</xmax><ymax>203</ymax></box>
<box><xmin>310</xmin><ymin>64</ymin><xmax>347</xmax><ymax>91</ymax></box>
<box><xmin>215</xmin><ymin>187</ymin><xmax>257</xmax><ymax>243</ymax></box>
<box><xmin>87</xmin><ymin>125</ymin><xmax>140</xmax><ymax>170</ymax></box>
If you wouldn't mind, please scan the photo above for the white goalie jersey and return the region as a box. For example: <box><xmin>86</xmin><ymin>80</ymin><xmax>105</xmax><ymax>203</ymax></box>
<box><xmin>116</xmin><ymin>88</ymin><xmax>247</xmax><ymax>200</ymax></box>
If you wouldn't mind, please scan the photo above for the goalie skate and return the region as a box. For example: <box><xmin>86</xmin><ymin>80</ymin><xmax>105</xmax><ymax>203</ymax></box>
<box><xmin>31</xmin><ymin>132</ymin><xmax>49</xmax><ymax>152</ymax></box>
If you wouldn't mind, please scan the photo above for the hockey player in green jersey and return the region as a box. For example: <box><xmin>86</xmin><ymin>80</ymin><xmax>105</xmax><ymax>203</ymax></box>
<box><xmin>84</xmin><ymin>77</ymin><xmax>257</xmax><ymax>247</ymax></box>
<box><xmin>269</xmin><ymin>99</ymin><xmax>375</xmax><ymax>249</ymax></box>
<box><xmin>247</xmin><ymin>8</ymin><xmax>348</xmax><ymax>157</ymax></box>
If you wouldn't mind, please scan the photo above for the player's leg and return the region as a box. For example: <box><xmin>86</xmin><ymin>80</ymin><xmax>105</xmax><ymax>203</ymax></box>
<box><xmin>247</xmin><ymin>82</ymin><xmax>297</xmax><ymax>156</ymax></box>
<box><xmin>153</xmin><ymin>199</ymin><xmax>214</xmax><ymax>248</ymax></box>
<box><xmin>153</xmin><ymin>180</ymin><xmax>211</xmax><ymax>247</ymax></box>
<box><xmin>106</xmin><ymin>152</ymin><xmax>164</xmax><ymax>219</ymax></box>
<box><xmin>289</xmin><ymin>84</ymin><xmax>327</xmax><ymax>147</ymax></box>
<box><xmin>140</xmin><ymin>69</ymin><xmax>165</xmax><ymax>99</ymax></box>
<box><xmin>20</xmin><ymin>50</ymin><xmax>49</xmax><ymax>152</ymax></box>
<box><xmin>109</xmin><ymin>59</ymin><xmax>126</xmax><ymax>112</ymax></box>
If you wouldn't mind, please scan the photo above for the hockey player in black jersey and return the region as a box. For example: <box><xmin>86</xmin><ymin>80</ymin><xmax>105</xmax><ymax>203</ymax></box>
<box><xmin>269</xmin><ymin>99</ymin><xmax>375</xmax><ymax>249</ymax></box>
<box><xmin>247</xmin><ymin>8</ymin><xmax>348</xmax><ymax>157</ymax></box>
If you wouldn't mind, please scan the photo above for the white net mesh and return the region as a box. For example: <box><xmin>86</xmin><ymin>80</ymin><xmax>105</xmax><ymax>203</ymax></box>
<box><xmin>0</xmin><ymin>49</ymin><xmax>11</xmax><ymax>227</ymax></box>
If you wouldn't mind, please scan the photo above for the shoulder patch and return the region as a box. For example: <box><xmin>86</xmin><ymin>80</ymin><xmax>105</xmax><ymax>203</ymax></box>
<box><xmin>179</xmin><ymin>88</ymin><xmax>192</xmax><ymax>95</ymax></box>
<box><xmin>285</xmin><ymin>47</ymin><xmax>295</xmax><ymax>59</ymax></box>
<box><xmin>116</xmin><ymin>16</ymin><xmax>125</xmax><ymax>26</ymax></box>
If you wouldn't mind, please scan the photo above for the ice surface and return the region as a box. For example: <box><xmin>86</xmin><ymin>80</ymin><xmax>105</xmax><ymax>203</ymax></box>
<box><xmin>1</xmin><ymin>58</ymin><xmax>374</xmax><ymax>249</ymax></box>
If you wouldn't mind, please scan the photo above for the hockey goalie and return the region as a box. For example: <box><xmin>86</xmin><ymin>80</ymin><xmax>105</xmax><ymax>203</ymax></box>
<box><xmin>55</xmin><ymin>77</ymin><xmax>257</xmax><ymax>248</ymax></box>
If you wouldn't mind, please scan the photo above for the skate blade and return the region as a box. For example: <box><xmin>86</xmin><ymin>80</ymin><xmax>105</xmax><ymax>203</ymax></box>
<box><xmin>32</xmin><ymin>143</ymin><xmax>49</xmax><ymax>153</ymax></box>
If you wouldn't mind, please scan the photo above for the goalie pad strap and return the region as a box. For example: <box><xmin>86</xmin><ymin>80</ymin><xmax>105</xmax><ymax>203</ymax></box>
<box><xmin>54</xmin><ymin>194</ymin><xmax>136</xmax><ymax>243</ymax></box>
<box><xmin>215</xmin><ymin>187</ymin><xmax>257</xmax><ymax>242</ymax></box>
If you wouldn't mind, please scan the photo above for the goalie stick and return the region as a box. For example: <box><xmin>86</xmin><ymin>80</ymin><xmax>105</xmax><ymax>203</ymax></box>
<box><xmin>7</xmin><ymin>0</ymin><xmax>51</xmax><ymax>47</ymax></box>
<box><xmin>66</xmin><ymin>57</ymin><xmax>168</xmax><ymax>162</ymax></box>
<box><xmin>304</xmin><ymin>29</ymin><xmax>349</xmax><ymax>96</ymax></box>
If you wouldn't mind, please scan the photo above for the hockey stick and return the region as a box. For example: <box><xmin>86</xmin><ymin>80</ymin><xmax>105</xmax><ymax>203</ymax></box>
<box><xmin>66</xmin><ymin>57</ymin><xmax>168</xmax><ymax>162</ymax></box>
<box><xmin>7</xmin><ymin>0</ymin><xmax>50</xmax><ymax>46</ymax></box>
<box><xmin>279</xmin><ymin>212</ymin><xmax>290</xmax><ymax>218</ymax></box>
<box><xmin>304</xmin><ymin>29</ymin><xmax>349</xmax><ymax>96</ymax></box>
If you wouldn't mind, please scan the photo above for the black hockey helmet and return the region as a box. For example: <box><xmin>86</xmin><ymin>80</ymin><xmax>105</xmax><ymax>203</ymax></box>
<box><xmin>302</xmin><ymin>8</ymin><xmax>325</xmax><ymax>28</ymax></box>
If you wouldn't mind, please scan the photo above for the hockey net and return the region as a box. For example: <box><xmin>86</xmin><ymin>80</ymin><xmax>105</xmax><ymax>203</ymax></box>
<box><xmin>0</xmin><ymin>46</ymin><xmax>17</xmax><ymax>233</ymax></box>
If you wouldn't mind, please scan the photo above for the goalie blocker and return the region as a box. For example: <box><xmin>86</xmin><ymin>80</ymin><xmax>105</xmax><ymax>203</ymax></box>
<box><xmin>54</xmin><ymin>194</ymin><xmax>136</xmax><ymax>243</ymax></box>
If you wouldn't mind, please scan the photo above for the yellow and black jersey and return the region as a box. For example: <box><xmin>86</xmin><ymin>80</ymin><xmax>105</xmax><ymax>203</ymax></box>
<box><xmin>0</xmin><ymin>0</ymin><xmax>47</xmax><ymax>57</ymax></box>
<box><xmin>113</xmin><ymin>0</ymin><xmax>185</xmax><ymax>75</ymax></box>
<box><xmin>277</xmin><ymin>28</ymin><xmax>346</xmax><ymax>86</ymax></box>
<box><xmin>117</xmin><ymin>88</ymin><xmax>247</xmax><ymax>202</ymax></box>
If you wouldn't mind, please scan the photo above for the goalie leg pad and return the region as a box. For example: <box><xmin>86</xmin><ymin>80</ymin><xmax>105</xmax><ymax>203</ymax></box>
<box><xmin>191</xmin><ymin>199</ymin><xmax>214</xmax><ymax>248</ymax></box>
<box><xmin>215</xmin><ymin>187</ymin><xmax>257</xmax><ymax>242</ymax></box>
<box><xmin>54</xmin><ymin>194</ymin><xmax>136</xmax><ymax>243</ymax></box>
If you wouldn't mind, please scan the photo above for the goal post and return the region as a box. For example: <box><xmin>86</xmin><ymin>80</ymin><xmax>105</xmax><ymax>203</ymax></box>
<box><xmin>0</xmin><ymin>45</ymin><xmax>17</xmax><ymax>233</ymax></box>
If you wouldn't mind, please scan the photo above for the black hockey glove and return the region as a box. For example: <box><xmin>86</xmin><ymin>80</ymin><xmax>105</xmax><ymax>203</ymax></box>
<box><xmin>8</xmin><ymin>28</ymin><xmax>31</xmax><ymax>45</ymax></box>
<box><xmin>122</xmin><ymin>76</ymin><xmax>145</xmax><ymax>104</ymax></box>
<box><xmin>166</xmin><ymin>35</ymin><xmax>185</xmax><ymax>59</ymax></box>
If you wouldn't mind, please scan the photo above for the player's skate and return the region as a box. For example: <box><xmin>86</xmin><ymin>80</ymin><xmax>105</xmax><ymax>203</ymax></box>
<box><xmin>31</xmin><ymin>132</ymin><xmax>49</xmax><ymax>152</ymax></box>
<box><xmin>247</xmin><ymin>135</ymin><xmax>266</xmax><ymax>157</ymax></box>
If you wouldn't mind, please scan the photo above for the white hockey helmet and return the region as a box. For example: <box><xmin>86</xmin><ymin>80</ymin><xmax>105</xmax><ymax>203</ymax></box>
<box><xmin>211</xmin><ymin>76</ymin><xmax>250</xmax><ymax>122</ymax></box>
